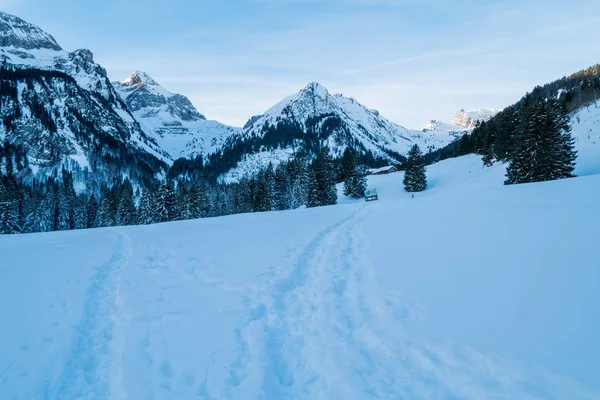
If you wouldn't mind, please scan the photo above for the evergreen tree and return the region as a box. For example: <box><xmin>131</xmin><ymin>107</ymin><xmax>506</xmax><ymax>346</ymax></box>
<box><xmin>138</xmin><ymin>189</ymin><xmax>155</xmax><ymax>225</ymax></box>
<box><xmin>403</xmin><ymin>144</ymin><xmax>427</xmax><ymax>192</ymax></box>
<box><xmin>306</xmin><ymin>168</ymin><xmax>320</xmax><ymax>208</ymax></box>
<box><xmin>310</xmin><ymin>147</ymin><xmax>337</xmax><ymax>207</ymax></box>
<box><xmin>86</xmin><ymin>194</ymin><xmax>99</xmax><ymax>228</ymax></box>
<box><xmin>117</xmin><ymin>183</ymin><xmax>137</xmax><ymax>226</ymax></box>
<box><xmin>342</xmin><ymin>148</ymin><xmax>367</xmax><ymax>198</ymax></box>
<box><xmin>340</xmin><ymin>147</ymin><xmax>357</xmax><ymax>183</ymax></box>
<box><xmin>0</xmin><ymin>179</ymin><xmax>20</xmax><ymax>234</ymax></box>
<box><xmin>154</xmin><ymin>182</ymin><xmax>175</xmax><ymax>222</ymax></box>
<box><xmin>505</xmin><ymin>98</ymin><xmax>577</xmax><ymax>185</ymax></box>
<box><xmin>23</xmin><ymin>198</ymin><xmax>51</xmax><ymax>233</ymax></box>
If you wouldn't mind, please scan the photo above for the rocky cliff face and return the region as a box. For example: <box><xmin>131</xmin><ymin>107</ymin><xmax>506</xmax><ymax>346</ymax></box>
<box><xmin>450</xmin><ymin>108</ymin><xmax>501</xmax><ymax>129</ymax></box>
<box><xmin>0</xmin><ymin>12</ymin><xmax>61</xmax><ymax>50</ymax></box>
<box><xmin>113</xmin><ymin>71</ymin><xmax>240</xmax><ymax>160</ymax></box>
<box><xmin>0</xmin><ymin>12</ymin><xmax>166</xmax><ymax>190</ymax></box>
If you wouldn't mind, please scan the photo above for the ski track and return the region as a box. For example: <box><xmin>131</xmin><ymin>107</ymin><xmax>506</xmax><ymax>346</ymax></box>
<box><xmin>46</xmin><ymin>230</ymin><xmax>131</xmax><ymax>400</ymax></box>
<box><xmin>222</xmin><ymin>205</ymin><xmax>424</xmax><ymax>399</ymax></box>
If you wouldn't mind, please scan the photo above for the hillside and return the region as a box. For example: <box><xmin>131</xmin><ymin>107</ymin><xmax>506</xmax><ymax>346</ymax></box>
<box><xmin>1</xmin><ymin>155</ymin><xmax>599</xmax><ymax>399</ymax></box>
<box><xmin>0</xmin><ymin>12</ymin><xmax>166</xmax><ymax>189</ymax></box>
<box><xmin>427</xmin><ymin>63</ymin><xmax>600</xmax><ymax>166</ymax></box>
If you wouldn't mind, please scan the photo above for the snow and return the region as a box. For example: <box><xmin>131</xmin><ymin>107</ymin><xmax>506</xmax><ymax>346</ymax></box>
<box><xmin>228</xmin><ymin>82</ymin><xmax>466</xmax><ymax>181</ymax></box>
<box><xmin>570</xmin><ymin>100</ymin><xmax>600</xmax><ymax>176</ymax></box>
<box><xmin>368</xmin><ymin>165</ymin><xmax>397</xmax><ymax>174</ymax></box>
<box><xmin>1</xmin><ymin>155</ymin><xmax>599</xmax><ymax>399</ymax></box>
<box><xmin>220</xmin><ymin>148</ymin><xmax>297</xmax><ymax>183</ymax></box>
<box><xmin>450</xmin><ymin>108</ymin><xmax>502</xmax><ymax>128</ymax></box>
<box><xmin>114</xmin><ymin>72</ymin><xmax>241</xmax><ymax>162</ymax></box>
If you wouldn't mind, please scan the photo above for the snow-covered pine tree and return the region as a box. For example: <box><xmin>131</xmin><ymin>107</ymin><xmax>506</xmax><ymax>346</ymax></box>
<box><xmin>349</xmin><ymin>165</ymin><xmax>368</xmax><ymax>198</ymax></box>
<box><xmin>403</xmin><ymin>144</ymin><xmax>427</xmax><ymax>192</ymax></box>
<box><xmin>0</xmin><ymin>178</ymin><xmax>20</xmax><ymax>234</ymax></box>
<box><xmin>154</xmin><ymin>182</ymin><xmax>175</xmax><ymax>223</ymax></box>
<box><xmin>23</xmin><ymin>198</ymin><xmax>52</xmax><ymax>233</ymax></box>
<box><xmin>73</xmin><ymin>195</ymin><xmax>88</xmax><ymax>230</ymax></box>
<box><xmin>138</xmin><ymin>189</ymin><xmax>155</xmax><ymax>225</ymax></box>
<box><xmin>185</xmin><ymin>184</ymin><xmax>203</xmax><ymax>219</ymax></box>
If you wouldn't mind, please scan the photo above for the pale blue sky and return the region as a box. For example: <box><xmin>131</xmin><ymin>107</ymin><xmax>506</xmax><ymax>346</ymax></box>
<box><xmin>3</xmin><ymin>0</ymin><xmax>600</xmax><ymax>128</ymax></box>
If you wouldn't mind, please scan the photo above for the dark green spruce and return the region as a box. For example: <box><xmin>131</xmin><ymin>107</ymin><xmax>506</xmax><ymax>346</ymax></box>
<box><xmin>403</xmin><ymin>144</ymin><xmax>427</xmax><ymax>192</ymax></box>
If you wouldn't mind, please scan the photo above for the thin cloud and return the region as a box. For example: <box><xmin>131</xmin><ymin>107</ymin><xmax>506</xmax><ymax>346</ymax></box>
<box><xmin>335</xmin><ymin>47</ymin><xmax>485</xmax><ymax>76</ymax></box>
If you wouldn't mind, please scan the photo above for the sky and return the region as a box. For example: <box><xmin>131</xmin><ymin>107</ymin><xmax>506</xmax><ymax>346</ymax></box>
<box><xmin>3</xmin><ymin>0</ymin><xmax>600</xmax><ymax>128</ymax></box>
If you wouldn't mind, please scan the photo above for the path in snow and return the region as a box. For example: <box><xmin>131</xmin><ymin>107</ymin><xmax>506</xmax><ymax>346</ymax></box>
<box><xmin>46</xmin><ymin>231</ymin><xmax>131</xmax><ymax>400</ymax></box>
<box><xmin>2</xmin><ymin>156</ymin><xmax>599</xmax><ymax>399</ymax></box>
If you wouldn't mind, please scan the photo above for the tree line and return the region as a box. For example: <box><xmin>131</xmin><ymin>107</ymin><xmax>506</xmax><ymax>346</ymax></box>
<box><xmin>0</xmin><ymin>142</ymin><xmax>376</xmax><ymax>235</ymax></box>
<box><xmin>423</xmin><ymin>64</ymin><xmax>596</xmax><ymax>184</ymax></box>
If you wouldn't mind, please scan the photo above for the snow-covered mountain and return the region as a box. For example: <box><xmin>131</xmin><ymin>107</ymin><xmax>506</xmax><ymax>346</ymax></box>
<box><xmin>0</xmin><ymin>11</ymin><xmax>61</xmax><ymax>51</ymax></box>
<box><xmin>422</xmin><ymin>108</ymin><xmax>501</xmax><ymax>133</ymax></box>
<box><xmin>450</xmin><ymin>108</ymin><xmax>501</xmax><ymax>129</ymax></box>
<box><xmin>0</xmin><ymin>12</ymin><xmax>166</xmax><ymax>190</ymax></box>
<box><xmin>113</xmin><ymin>71</ymin><xmax>240</xmax><ymax>161</ymax></box>
<box><xmin>220</xmin><ymin>82</ymin><xmax>461</xmax><ymax>182</ymax></box>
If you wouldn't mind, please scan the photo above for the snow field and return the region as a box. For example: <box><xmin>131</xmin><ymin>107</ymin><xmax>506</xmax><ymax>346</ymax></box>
<box><xmin>1</xmin><ymin>155</ymin><xmax>599</xmax><ymax>399</ymax></box>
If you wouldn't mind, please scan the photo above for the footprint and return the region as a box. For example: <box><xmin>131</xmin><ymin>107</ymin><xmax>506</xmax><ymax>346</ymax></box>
<box><xmin>182</xmin><ymin>373</ymin><xmax>195</xmax><ymax>387</ymax></box>
<box><xmin>160</xmin><ymin>360</ymin><xmax>174</xmax><ymax>378</ymax></box>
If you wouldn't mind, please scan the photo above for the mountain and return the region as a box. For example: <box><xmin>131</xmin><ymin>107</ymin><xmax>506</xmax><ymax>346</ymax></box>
<box><xmin>113</xmin><ymin>71</ymin><xmax>240</xmax><ymax>161</ymax></box>
<box><xmin>450</xmin><ymin>108</ymin><xmax>501</xmax><ymax>129</ymax></box>
<box><xmin>0</xmin><ymin>11</ymin><xmax>61</xmax><ymax>50</ymax></box>
<box><xmin>0</xmin><ymin>12</ymin><xmax>166</xmax><ymax>190</ymax></box>
<box><xmin>421</xmin><ymin>108</ymin><xmax>501</xmax><ymax>133</ymax></box>
<box><xmin>215</xmin><ymin>82</ymin><xmax>460</xmax><ymax>182</ymax></box>
<box><xmin>426</xmin><ymin>63</ymin><xmax>600</xmax><ymax>166</ymax></box>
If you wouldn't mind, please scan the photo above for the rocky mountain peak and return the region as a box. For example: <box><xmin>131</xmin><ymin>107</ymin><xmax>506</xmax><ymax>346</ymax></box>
<box><xmin>122</xmin><ymin>70</ymin><xmax>159</xmax><ymax>88</ymax></box>
<box><xmin>0</xmin><ymin>12</ymin><xmax>62</xmax><ymax>51</ymax></box>
<box><xmin>300</xmin><ymin>81</ymin><xmax>330</xmax><ymax>99</ymax></box>
<box><xmin>69</xmin><ymin>48</ymin><xmax>94</xmax><ymax>63</ymax></box>
<box><xmin>450</xmin><ymin>108</ymin><xmax>501</xmax><ymax>128</ymax></box>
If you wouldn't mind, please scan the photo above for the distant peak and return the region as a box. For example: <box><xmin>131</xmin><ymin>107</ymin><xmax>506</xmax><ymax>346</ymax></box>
<box><xmin>0</xmin><ymin>11</ymin><xmax>62</xmax><ymax>51</ymax></box>
<box><xmin>301</xmin><ymin>81</ymin><xmax>329</xmax><ymax>97</ymax></box>
<box><xmin>122</xmin><ymin>71</ymin><xmax>159</xmax><ymax>87</ymax></box>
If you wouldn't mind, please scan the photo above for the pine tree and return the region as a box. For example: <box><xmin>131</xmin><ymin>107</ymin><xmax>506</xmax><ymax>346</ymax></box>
<box><xmin>505</xmin><ymin>97</ymin><xmax>577</xmax><ymax>185</ymax></box>
<box><xmin>138</xmin><ymin>189</ymin><xmax>155</xmax><ymax>225</ymax></box>
<box><xmin>154</xmin><ymin>182</ymin><xmax>175</xmax><ymax>222</ymax></box>
<box><xmin>340</xmin><ymin>147</ymin><xmax>357</xmax><ymax>183</ymax></box>
<box><xmin>86</xmin><ymin>194</ymin><xmax>99</xmax><ymax>228</ymax></box>
<box><xmin>306</xmin><ymin>168</ymin><xmax>320</xmax><ymax>208</ymax></box>
<box><xmin>23</xmin><ymin>198</ymin><xmax>51</xmax><ymax>233</ymax></box>
<box><xmin>0</xmin><ymin>179</ymin><xmax>20</xmax><ymax>234</ymax></box>
<box><xmin>342</xmin><ymin>148</ymin><xmax>367</xmax><ymax>198</ymax></box>
<box><xmin>403</xmin><ymin>144</ymin><xmax>427</xmax><ymax>192</ymax></box>
<box><xmin>117</xmin><ymin>184</ymin><xmax>137</xmax><ymax>226</ymax></box>
<box><xmin>311</xmin><ymin>147</ymin><xmax>337</xmax><ymax>207</ymax></box>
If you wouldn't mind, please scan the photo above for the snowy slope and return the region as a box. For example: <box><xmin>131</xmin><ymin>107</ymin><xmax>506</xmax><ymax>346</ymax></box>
<box><xmin>113</xmin><ymin>71</ymin><xmax>240</xmax><ymax>161</ymax></box>
<box><xmin>569</xmin><ymin>100</ymin><xmax>600</xmax><ymax>176</ymax></box>
<box><xmin>1</xmin><ymin>155</ymin><xmax>599</xmax><ymax>399</ymax></box>
<box><xmin>221</xmin><ymin>82</ymin><xmax>463</xmax><ymax>182</ymax></box>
